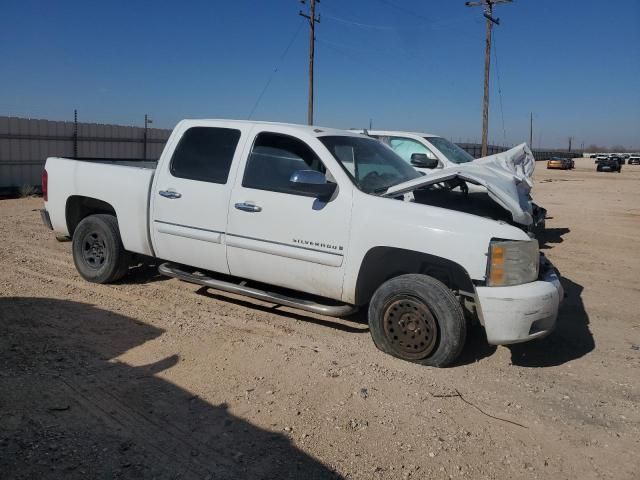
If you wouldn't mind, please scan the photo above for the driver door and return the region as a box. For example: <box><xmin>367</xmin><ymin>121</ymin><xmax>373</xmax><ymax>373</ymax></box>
<box><xmin>226</xmin><ymin>130</ymin><xmax>352</xmax><ymax>300</ymax></box>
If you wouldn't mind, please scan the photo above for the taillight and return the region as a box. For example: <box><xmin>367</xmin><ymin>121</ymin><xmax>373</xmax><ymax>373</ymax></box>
<box><xmin>42</xmin><ymin>169</ymin><xmax>48</xmax><ymax>201</ymax></box>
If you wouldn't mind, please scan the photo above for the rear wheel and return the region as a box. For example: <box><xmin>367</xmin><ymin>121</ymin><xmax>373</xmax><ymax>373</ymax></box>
<box><xmin>368</xmin><ymin>274</ymin><xmax>466</xmax><ymax>367</ymax></box>
<box><xmin>72</xmin><ymin>214</ymin><xmax>131</xmax><ymax>283</ymax></box>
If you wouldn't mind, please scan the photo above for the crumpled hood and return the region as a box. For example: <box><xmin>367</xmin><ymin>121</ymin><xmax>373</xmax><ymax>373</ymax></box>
<box><xmin>473</xmin><ymin>143</ymin><xmax>535</xmax><ymax>185</ymax></box>
<box><xmin>383</xmin><ymin>145</ymin><xmax>536</xmax><ymax>226</ymax></box>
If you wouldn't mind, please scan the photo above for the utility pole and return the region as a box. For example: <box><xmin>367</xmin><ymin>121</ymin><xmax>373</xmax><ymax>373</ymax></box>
<box><xmin>465</xmin><ymin>0</ymin><xmax>512</xmax><ymax>157</ymax></box>
<box><xmin>529</xmin><ymin>112</ymin><xmax>533</xmax><ymax>149</ymax></box>
<box><xmin>568</xmin><ymin>136</ymin><xmax>573</xmax><ymax>152</ymax></box>
<box><xmin>300</xmin><ymin>0</ymin><xmax>320</xmax><ymax>125</ymax></box>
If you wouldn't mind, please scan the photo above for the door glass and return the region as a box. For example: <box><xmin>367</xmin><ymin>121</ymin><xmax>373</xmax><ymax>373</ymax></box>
<box><xmin>170</xmin><ymin>127</ymin><xmax>241</xmax><ymax>183</ymax></box>
<box><xmin>387</xmin><ymin>137</ymin><xmax>437</xmax><ymax>164</ymax></box>
<box><xmin>243</xmin><ymin>132</ymin><xmax>327</xmax><ymax>195</ymax></box>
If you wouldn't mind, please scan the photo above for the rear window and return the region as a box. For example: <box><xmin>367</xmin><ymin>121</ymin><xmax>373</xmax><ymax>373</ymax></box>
<box><xmin>170</xmin><ymin>127</ymin><xmax>241</xmax><ymax>184</ymax></box>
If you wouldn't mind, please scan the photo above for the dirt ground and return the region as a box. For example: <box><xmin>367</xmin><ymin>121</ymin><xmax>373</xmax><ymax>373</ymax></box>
<box><xmin>1</xmin><ymin>157</ymin><xmax>639</xmax><ymax>479</ymax></box>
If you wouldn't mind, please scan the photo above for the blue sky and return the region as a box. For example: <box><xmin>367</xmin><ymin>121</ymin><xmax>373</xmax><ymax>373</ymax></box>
<box><xmin>1</xmin><ymin>0</ymin><xmax>638</xmax><ymax>148</ymax></box>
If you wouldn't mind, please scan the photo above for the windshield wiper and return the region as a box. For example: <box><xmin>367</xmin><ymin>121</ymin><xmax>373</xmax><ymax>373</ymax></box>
<box><xmin>372</xmin><ymin>186</ymin><xmax>390</xmax><ymax>195</ymax></box>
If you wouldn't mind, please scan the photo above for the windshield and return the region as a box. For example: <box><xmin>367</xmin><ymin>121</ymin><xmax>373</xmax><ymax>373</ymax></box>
<box><xmin>426</xmin><ymin>137</ymin><xmax>475</xmax><ymax>164</ymax></box>
<box><xmin>319</xmin><ymin>136</ymin><xmax>421</xmax><ymax>194</ymax></box>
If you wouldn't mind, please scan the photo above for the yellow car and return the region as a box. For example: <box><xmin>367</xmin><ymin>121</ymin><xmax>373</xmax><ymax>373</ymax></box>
<box><xmin>547</xmin><ymin>157</ymin><xmax>571</xmax><ymax>170</ymax></box>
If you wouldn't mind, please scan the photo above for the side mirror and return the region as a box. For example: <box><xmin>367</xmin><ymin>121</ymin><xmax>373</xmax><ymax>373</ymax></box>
<box><xmin>289</xmin><ymin>170</ymin><xmax>337</xmax><ymax>199</ymax></box>
<box><xmin>410</xmin><ymin>153</ymin><xmax>438</xmax><ymax>169</ymax></box>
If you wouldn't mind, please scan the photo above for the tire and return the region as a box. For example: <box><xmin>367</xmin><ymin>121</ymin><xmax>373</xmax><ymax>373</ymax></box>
<box><xmin>368</xmin><ymin>274</ymin><xmax>466</xmax><ymax>367</ymax></box>
<box><xmin>72</xmin><ymin>214</ymin><xmax>131</xmax><ymax>283</ymax></box>
<box><xmin>597</xmin><ymin>166</ymin><xmax>602</xmax><ymax>172</ymax></box>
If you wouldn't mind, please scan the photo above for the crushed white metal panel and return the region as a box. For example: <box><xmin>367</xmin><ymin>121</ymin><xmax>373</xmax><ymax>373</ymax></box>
<box><xmin>473</xmin><ymin>143</ymin><xmax>536</xmax><ymax>182</ymax></box>
<box><xmin>384</xmin><ymin>147</ymin><xmax>534</xmax><ymax>226</ymax></box>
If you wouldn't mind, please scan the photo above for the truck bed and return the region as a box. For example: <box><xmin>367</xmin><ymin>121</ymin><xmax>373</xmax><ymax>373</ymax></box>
<box><xmin>44</xmin><ymin>157</ymin><xmax>156</xmax><ymax>256</ymax></box>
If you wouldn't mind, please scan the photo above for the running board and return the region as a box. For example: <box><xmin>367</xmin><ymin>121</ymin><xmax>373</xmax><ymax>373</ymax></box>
<box><xmin>158</xmin><ymin>263</ymin><xmax>357</xmax><ymax>317</ymax></box>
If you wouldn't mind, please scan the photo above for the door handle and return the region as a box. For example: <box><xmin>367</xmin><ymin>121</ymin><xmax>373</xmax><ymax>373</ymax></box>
<box><xmin>159</xmin><ymin>190</ymin><xmax>182</xmax><ymax>199</ymax></box>
<box><xmin>234</xmin><ymin>202</ymin><xmax>262</xmax><ymax>213</ymax></box>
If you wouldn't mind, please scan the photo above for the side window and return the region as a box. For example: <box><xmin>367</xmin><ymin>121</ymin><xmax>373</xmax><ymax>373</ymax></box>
<box><xmin>170</xmin><ymin>127</ymin><xmax>241</xmax><ymax>183</ymax></box>
<box><xmin>243</xmin><ymin>132</ymin><xmax>327</xmax><ymax>195</ymax></box>
<box><xmin>388</xmin><ymin>137</ymin><xmax>437</xmax><ymax>164</ymax></box>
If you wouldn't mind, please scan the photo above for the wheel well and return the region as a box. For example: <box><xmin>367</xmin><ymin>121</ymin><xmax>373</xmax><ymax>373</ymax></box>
<box><xmin>66</xmin><ymin>196</ymin><xmax>117</xmax><ymax>236</ymax></box>
<box><xmin>354</xmin><ymin>247</ymin><xmax>474</xmax><ymax>306</ymax></box>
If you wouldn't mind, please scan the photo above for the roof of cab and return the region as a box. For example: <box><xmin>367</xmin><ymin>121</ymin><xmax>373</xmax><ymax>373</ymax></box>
<box><xmin>178</xmin><ymin>119</ymin><xmax>366</xmax><ymax>138</ymax></box>
<box><xmin>352</xmin><ymin>129</ymin><xmax>440</xmax><ymax>138</ymax></box>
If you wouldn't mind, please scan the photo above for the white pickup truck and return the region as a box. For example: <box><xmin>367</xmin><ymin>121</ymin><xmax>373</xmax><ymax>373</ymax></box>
<box><xmin>41</xmin><ymin>119</ymin><xmax>563</xmax><ymax>367</ymax></box>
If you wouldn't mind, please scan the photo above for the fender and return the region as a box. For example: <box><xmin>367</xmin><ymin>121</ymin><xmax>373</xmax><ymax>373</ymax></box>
<box><xmin>354</xmin><ymin>246</ymin><xmax>475</xmax><ymax>305</ymax></box>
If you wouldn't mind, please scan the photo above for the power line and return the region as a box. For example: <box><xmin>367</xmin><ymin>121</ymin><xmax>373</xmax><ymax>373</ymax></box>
<box><xmin>374</xmin><ymin>0</ymin><xmax>431</xmax><ymax>22</ymax></box>
<box><xmin>247</xmin><ymin>20</ymin><xmax>305</xmax><ymax>120</ymax></box>
<box><xmin>322</xmin><ymin>12</ymin><xmax>392</xmax><ymax>30</ymax></box>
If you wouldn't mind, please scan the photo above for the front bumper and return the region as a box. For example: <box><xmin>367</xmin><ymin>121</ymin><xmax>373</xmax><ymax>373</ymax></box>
<box><xmin>475</xmin><ymin>257</ymin><xmax>563</xmax><ymax>345</ymax></box>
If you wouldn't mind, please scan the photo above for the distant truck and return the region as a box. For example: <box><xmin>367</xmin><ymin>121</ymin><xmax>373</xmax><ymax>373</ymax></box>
<box><xmin>41</xmin><ymin>120</ymin><xmax>563</xmax><ymax>367</ymax></box>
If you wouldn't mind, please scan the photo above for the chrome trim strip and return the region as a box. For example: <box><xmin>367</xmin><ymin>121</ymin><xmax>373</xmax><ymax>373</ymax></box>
<box><xmin>154</xmin><ymin>220</ymin><xmax>223</xmax><ymax>244</ymax></box>
<box><xmin>159</xmin><ymin>262</ymin><xmax>357</xmax><ymax>317</ymax></box>
<box><xmin>154</xmin><ymin>220</ymin><xmax>223</xmax><ymax>234</ymax></box>
<box><xmin>226</xmin><ymin>232</ymin><xmax>343</xmax><ymax>257</ymax></box>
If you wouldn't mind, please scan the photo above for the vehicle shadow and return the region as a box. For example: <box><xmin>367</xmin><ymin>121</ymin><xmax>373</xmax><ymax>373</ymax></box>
<box><xmin>454</xmin><ymin>321</ymin><xmax>498</xmax><ymax>366</ymax></box>
<box><xmin>196</xmin><ymin>287</ymin><xmax>369</xmax><ymax>335</ymax></box>
<box><xmin>508</xmin><ymin>275</ymin><xmax>595</xmax><ymax>367</ymax></box>
<box><xmin>0</xmin><ymin>297</ymin><xmax>342</xmax><ymax>479</ymax></box>
<box><xmin>122</xmin><ymin>257</ymin><xmax>172</xmax><ymax>285</ymax></box>
<box><xmin>538</xmin><ymin>227</ymin><xmax>571</xmax><ymax>249</ymax></box>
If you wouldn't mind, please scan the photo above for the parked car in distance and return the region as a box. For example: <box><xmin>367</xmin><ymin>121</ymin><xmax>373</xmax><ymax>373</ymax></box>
<box><xmin>628</xmin><ymin>155</ymin><xmax>640</xmax><ymax>165</ymax></box>
<box><xmin>595</xmin><ymin>154</ymin><xmax>608</xmax><ymax>164</ymax></box>
<box><xmin>589</xmin><ymin>154</ymin><xmax>597</xmax><ymax>159</ymax></box>
<box><xmin>547</xmin><ymin>157</ymin><xmax>572</xmax><ymax>170</ymax></box>
<box><xmin>40</xmin><ymin>119</ymin><xmax>563</xmax><ymax>368</ymax></box>
<box><xmin>597</xmin><ymin>157</ymin><xmax>621</xmax><ymax>172</ymax></box>
<box><xmin>610</xmin><ymin>155</ymin><xmax>625</xmax><ymax>165</ymax></box>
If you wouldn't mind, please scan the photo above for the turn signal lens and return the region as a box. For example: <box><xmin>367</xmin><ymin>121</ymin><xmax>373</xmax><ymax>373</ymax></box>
<box><xmin>487</xmin><ymin>240</ymin><xmax>539</xmax><ymax>287</ymax></box>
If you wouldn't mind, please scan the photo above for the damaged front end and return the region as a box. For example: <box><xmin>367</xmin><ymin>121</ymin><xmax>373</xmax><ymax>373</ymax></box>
<box><xmin>383</xmin><ymin>144</ymin><xmax>547</xmax><ymax>234</ymax></box>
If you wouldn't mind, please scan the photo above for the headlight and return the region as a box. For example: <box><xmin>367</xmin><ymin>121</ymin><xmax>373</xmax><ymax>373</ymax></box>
<box><xmin>487</xmin><ymin>240</ymin><xmax>539</xmax><ymax>286</ymax></box>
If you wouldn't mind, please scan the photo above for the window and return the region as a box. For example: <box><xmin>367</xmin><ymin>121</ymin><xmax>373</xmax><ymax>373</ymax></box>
<box><xmin>170</xmin><ymin>127</ymin><xmax>241</xmax><ymax>183</ymax></box>
<box><xmin>243</xmin><ymin>132</ymin><xmax>327</xmax><ymax>195</ymax></box>
<box><xmin>320</xmin><ymin>136</ymin><xmax>421</xmax><ymax>194</ymax></box>
<box><xmin>425</xmin><ymin>137</ymin><xmax>475</xmax><ymax>164</ymax></box>
<box><xmin>376</xmin><ymin>136</ymin><xmax>438</xmax><ymax>164</ymax></box>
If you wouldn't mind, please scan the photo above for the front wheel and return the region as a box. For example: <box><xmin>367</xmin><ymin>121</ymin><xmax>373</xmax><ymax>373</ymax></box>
<box><xmin>72</xmin><ymin>214</ymin><xmax>131</xmax><ymax>283</ymax></box>
<box><xmin>368</xmin><ymin>274</ymin><xmax>466</xmax><ymax>367</ymax></box>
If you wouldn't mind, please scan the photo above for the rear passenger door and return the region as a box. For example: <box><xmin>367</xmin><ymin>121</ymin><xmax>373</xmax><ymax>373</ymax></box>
<box><xmin>150</xmin><ymin>122</ymin><xmax>249</xmax><ymax>273</ymax></box>
<box><xmin>226</xmin><ymin>130</ymin><xmax>352</xmax><ymax>300</ymax></box>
